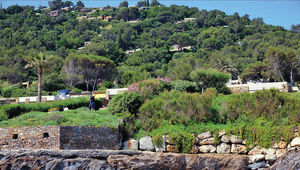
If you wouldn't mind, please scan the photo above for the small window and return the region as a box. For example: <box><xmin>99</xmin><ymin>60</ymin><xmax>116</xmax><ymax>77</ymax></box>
<box><xmin>12</xmin><ymin>134</ymin><xmax>18</xmax><ymax>139</ymax></box>
<box><xmin>43</xmin><ymin>132</ymin><xmax>49</xmax><ymax>138</ymax></box>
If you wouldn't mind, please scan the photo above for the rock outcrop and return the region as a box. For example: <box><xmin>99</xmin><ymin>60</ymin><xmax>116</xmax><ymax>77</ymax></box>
<box><xmin>269</xmin><ymin>148</ymin><xmax>300</xmax><ymax>170</ymax></box>
<box><xmin>0</xmin><ymin>150</ymin><xmax>249</xmax><ymax>170</ymax></box>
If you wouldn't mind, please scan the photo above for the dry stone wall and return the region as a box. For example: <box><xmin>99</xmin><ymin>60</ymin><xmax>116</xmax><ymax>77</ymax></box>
<box><xmin>124</xmin><ymin>131</ymin><xmax>300</xmax><ymax>170</ymax></box>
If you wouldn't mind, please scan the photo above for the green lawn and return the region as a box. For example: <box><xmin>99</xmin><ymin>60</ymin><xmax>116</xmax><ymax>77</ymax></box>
<box><xmin>0</xmin><ymin>108</ymin><xmax>119</xmax><ymax>128</ymax></box>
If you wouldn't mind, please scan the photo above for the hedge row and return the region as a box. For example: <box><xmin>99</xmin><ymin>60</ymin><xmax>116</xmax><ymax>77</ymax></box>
<box><xmin>0</xmin><ymin>97</ymin><xmax>102</xmax><ymax>121</ymax></box>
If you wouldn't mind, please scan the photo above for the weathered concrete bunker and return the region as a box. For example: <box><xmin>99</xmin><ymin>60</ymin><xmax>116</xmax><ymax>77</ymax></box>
<box><xmin>0</xmin><ymin>126</ymin><xmax>122</xmax><ymax>150</ymax></box>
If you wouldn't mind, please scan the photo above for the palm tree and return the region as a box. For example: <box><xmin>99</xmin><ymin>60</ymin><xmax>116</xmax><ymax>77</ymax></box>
<box><xmin>25</xmin><ymin>52</ymin><xmax>54</xmax><ymax>102</ymax></box>
<box><xmin>212</xmin><ymin>57</ymin><xmax>238</xmax><ymax>79</ymax></box>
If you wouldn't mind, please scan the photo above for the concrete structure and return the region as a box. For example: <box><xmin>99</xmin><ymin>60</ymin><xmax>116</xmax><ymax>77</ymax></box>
<box><xmin>0</xmin><ymin>126</ymin><xmax>122</xmax><ymax>150</ymax></box>
<box><xmin>106</xmin><ymin>88</ymin><xmax>128</xmax><ymax>99</ymax></box>
<box><xmin>227</xmin><ymin>82</ymin><xmax>292</xmax><ymax>94</ymax></box>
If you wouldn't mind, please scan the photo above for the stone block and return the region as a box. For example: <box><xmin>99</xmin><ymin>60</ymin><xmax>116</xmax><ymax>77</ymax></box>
<box><xmin>166</xmin><ymin>145</ymin><xmax>179</xmax><ymax>153</ymax></box>
<box><xmin>197</xmin><ymin>132</ymin><xmax>212</xmax><ymax>140</ymax></box>
<box><xmin>278</xmin><ymin>141</ymin><xmax>287</xmax><ymax>149</ymax></box>
<box><xmin>231</xmin><ymin>144</ymin><xmax>247</xmax><ymax>154</ymax></box>
<box><xmin>230</xmin><ymin>135</ymin><xmax>243</xmax><ymax>144</ymax></box>
<box><xmin>291</xmin><ymin>137</ymin><xmax>300</xmax><ymax>147</ymax></box>
<box><xmin>139</xmin><ymin>136</ymin><xmax>154</xmax><ymax>151</ymax></box>
<box><xmin>265</xmin><ymin>153</ymin><xmax>277</xmax><ymax>162</ymax></box>
<box><xmin>199</xmin><ymin>145</ymin><xmax>216</xmax><ymax>153</ymax></box>
<box><xmin>218</xmin><ymin>130</ymin><xmax>226</xmax><ymax>137</ymax></box>
<box><xmin>199</xmin><ymin>137</ymin><xmax>215</xmax><ymax>145</ymax></box>
<box><xmin>128</xmin><ymin>139</ymin><xmax>139</xmax><ymax>150</ymax></box>
<box><xmin>220</xmin><ymin>135</ymin><xmax>230</xmax><ymax>143</ymax></box>
<box><xmin>248</xmin><ymin>146</ymin><xmax>267</xmax><ymax>155</ymax></box>
<box><xmin>249</xmin><ymin>154</ymin><xmax>265</xmax><ymax>163</ymax></box>
<box><xmin>217</xmin><ymin>143</ymin><xmax>230</xmax><ymax>154</ymax></box>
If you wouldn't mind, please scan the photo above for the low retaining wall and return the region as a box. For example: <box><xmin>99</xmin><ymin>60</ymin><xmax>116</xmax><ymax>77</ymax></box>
<box><xmin>123</xmin><ymin>130</ymin><xmax>300</xmax><ymax>169</ymax></box>
<box><xmin>0</xmin><ymin>126</ymin><xmax>60</xmax><ymax>150</ymax></box>
<box><xmin>0</xmin><ymin>126</ymin><xmax>122</xmax><ymax>150</ymax></box>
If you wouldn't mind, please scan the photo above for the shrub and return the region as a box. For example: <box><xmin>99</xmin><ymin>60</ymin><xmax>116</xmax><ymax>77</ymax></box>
<box><xmin>128</xmin><ymin>79</ymin><xmax>171</xmax><ymax>99</ymax></box>
<box><xmin>1</xmin><ymin>85</ymin><xmax>18</xmax><ymax>97</ymax></box>
<box><xmin>152</xmin><ymin>134</ymin><xmax>163</xmax><ymax>146</ymax></box>
<box><xmin>190</xmin><ymin>69</ymin><xmax>231</xmax><ymax>94</ymax></box>
<box><xmin>71</xmin><ymin>88</ymin><xmax>82</xmax><ymax>94</ymax></box>
<box><xmin>139</xmin><ymin>89</ymin><xmax>217</xmax><ymax>131</ymax></box>
<box><xmin>172</xmin><ymin>80</ymin><xmax>198</xmax><ymax>92</ymax></box>
<box><xmin>0</xmin><ymin>97</ymin><xmax>96</xmax><ymax>121</ymax></box>
<box><xmin>108</xmin><ymin>92</ymin><xmax>144</xmax><ymax>116</ymax></box>
<box><xmin>170</xmin><ymin>133</ymin><xmax>195</xmax><ymax>153</ymax></box>
<box><xmin>102</xmin><ymin>81</ymin><xmax>114</xmax><ymax>88</ymax></box>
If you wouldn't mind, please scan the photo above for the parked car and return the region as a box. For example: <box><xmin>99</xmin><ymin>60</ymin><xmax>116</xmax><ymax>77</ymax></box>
<box><xmin>57</xmin><ymin>89</ymin><xmax>71</xmax><ymax>96</ymax></box>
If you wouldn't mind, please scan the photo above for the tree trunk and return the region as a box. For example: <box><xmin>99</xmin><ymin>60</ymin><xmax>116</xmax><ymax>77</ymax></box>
<box><xmin>86</xmin><ymin>79</ymin><xmax>90</xmax><ymax>92</ymax></box>
<box><xmin>37</xmin><ymin>67</ymin><xmax>42</xmax><ymax>103</ymax></box>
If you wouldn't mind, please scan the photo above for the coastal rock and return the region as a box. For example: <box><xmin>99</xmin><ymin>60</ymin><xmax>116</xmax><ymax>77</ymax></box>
<box><xmin>218</xmin><ymin>130</ymin><xmax>226</xmax><ymax>137</ymax></box>
<box><xmin>108</xmin><ymin>152</ymin><xmax>249</xmax><ymax>170</ymax></box>
<box><xmin>122</xmin><ymin>140</ymin><xmax>129</xmax><ymax>150</ymax></box>
<box><xmin>230</xmin><ymin>135</ymin><xmax>243</xmax><ymax>144</ymax></box>
<box><xmin>231</xmin><ymin>144</ymin><xmax>247</xmax><ymax>154</ymax></box>
<box><xmin>0</xmin><ymin>150</ymin><xmax>249</xmax><ymax>170</ymax></box>
<box><xmin>291</xmin><ymin>137</ymin><xmax>300</xmax><ymax>147</ymax></box>
<box><xmin>197</xmin><ymin>132</ymin><xmax>213</xmax><ymax>140</ymax></box>
<box><xmin>199</xmin><ymin>137</ymin><xmax>215</xmax><ymax>145</ymax></box>
<box><xmin>166</xmin><ymin>145</ymin><xmax>179</xmax><ymax>153</ymax></box>
<box><xmin>248</xmin><ymin>161</ymin><xmax>269</xmax><ymax>170</ymax></box>
<box><xmin>249</xmin><ymin>154</ymin><xmax>265</xmax><ymax>163</ymax></box>
<box><xmin>139</xmin><ymin>136</ymin><xmax>154</xmax><ymax>151</ymax></box>
<box><xmin>220</xmin><ymin>135</ymin><xmax>230</xmax><ymax>143</ymax></box>
<box><xmin>270</xmin><ymin>149</ymin><xmax>300</xmax><ymax>170</ymax></box>
<box><xmin>154</xmin><ymin>136</ymin><xmax>166</xmax><ymax>152</ymax></box>
<box><xmin>217</xmin><ymin>143</ymin><xmax>231</xmax><ymax>154</ymax></box>
<box><xmin>199</xmin><ymin>145</ymin><xmax>216</xmax><ymax>153</ymax></box>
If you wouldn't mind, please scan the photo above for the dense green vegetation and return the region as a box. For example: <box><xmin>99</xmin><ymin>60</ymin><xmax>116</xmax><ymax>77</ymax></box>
<box><xmin>0</xmin><ymin>0</ymin><xmax>300</xmax><ymax>96</ymax></box>
<box><xmin>109</xmin><ymin>87</ymin><xmax>299</xmax><ymax>149</ymax></box>
<box><xmin>0</xmin><ymin>108</ymin><xmax>119</xmax><ymax>128</ymax></box>
<box><xmin>0</xmin><ymin>0</ymin><xmax>299</xmax><ymax>153</ymax></box>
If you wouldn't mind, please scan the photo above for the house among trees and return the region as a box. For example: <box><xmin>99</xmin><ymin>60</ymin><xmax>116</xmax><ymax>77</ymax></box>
<box><xmin>49</xmin><ymin>10</ymin><xmax>59</xmax><ymax>17</ymax></box>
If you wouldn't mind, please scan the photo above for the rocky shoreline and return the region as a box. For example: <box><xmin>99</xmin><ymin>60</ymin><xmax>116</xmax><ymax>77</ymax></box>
<box><xmin>0</xmin><ymin>149</ymin><xmax>299</xmax><ymax>170</ymax></box>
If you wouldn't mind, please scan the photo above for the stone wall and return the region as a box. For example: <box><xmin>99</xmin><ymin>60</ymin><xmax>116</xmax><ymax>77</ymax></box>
<box><xmin>0</xmin><ymin>126</ymin><xmax>60</xmax><ymax>150</ymax></box>
<box><xmin>124</xmin><ymin>131</ymin><xmax>300</xmax><ymax>169</ymax></box>
<box><xmin>0</xmin><ymin>126</ymin><xmax>122</xmax><ymax>150</ymax></box>
<box><xmin>229</xmin><ymin>85</ymin><xmax>249</xmax><ymax>94</ymax></box>
<box><xmin>59</xmin><ymin>126</ymin><xmax>122</xmax><ymax>150</ymax></box>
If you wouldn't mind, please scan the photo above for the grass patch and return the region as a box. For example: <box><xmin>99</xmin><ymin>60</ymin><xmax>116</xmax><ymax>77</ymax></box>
<box><xmin>0</xmin><ymin>108</ymin><xmax>119</xmax><ymax>128</ymax></box>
